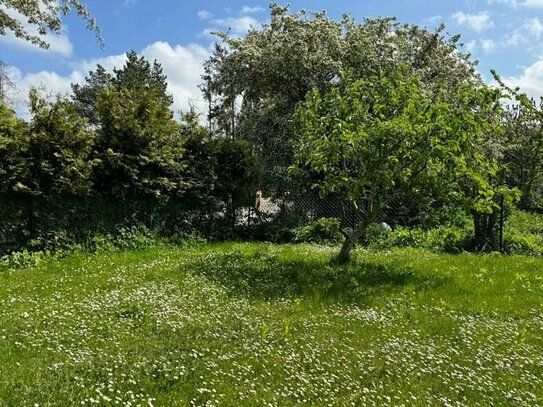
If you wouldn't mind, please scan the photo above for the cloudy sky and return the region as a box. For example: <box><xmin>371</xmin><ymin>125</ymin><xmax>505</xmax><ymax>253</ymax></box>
<box><xmin>1</xmin><ymin>0</ymin><xmax>542</xmax><ymax>117</ymax></box>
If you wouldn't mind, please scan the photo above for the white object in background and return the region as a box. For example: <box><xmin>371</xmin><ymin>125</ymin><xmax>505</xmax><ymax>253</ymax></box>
<box><xmin>379</xmin><ymin>222</ymin><xmax>392</xmax><ymax>231</ymax></box>
<box><xmin>255</xmin><ymin>190</ymin><xmax>262</xmax><ymax>209</ymax></box>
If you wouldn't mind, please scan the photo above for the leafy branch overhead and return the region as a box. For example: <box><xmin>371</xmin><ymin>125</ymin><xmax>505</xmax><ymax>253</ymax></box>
<box><xmin>0</xmin><ymin>0</ymin><xmax>103</xmax><ymax>49</ymax></box>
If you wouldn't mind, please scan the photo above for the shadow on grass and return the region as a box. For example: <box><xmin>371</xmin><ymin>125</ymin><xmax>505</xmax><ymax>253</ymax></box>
<box><xmin>186</xmin><ymin>249</ymin><xmax>444</xmax><ymax>303</ymax></box>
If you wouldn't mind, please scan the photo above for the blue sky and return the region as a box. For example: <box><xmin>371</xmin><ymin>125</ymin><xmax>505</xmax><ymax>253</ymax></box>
<box><xmin>1</xmin><ymin>0</ymin><xmax>542</xmax><ymax>116</ymax></box>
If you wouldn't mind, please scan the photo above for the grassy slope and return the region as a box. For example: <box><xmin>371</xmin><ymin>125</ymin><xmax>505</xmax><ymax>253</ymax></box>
<box><xmin>0</xmin><ymin>243</ymin><xmax>542</xmax><ymax>406</ymax></box>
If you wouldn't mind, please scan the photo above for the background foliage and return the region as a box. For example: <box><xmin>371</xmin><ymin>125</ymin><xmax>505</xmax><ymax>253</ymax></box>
<box><xmin>1</xmin><ymin>4</ymin><xmax>542</xmax><ymax>259</ymax></box>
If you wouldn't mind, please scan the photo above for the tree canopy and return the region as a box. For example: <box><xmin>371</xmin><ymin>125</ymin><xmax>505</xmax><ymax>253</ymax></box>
<box><xmin>0</xmin><ymin>61</ymin><xmax>16</xmax><ymax>105</ymax></box>
<box><xmin>492</xmin><ymin>71</ymin><xmax>543</xmax><ymax>210</ymax></box>
<box><xmin>72</xmin><ymin>51</ymin><xmax>172</xmax><ymax>125</ymax></box>
<box><xmin>25</xmin><ymin>90</ymin><xmax>96</xmax><ymax>197</ymax></box>
<box><xmin>1</xmin><ymin>3</ymin><xmax>541</xmax><ymax>257</ymax></box>
<box><xmin>292</xmin><ymin>67</ymin><xmax>502</xmax><ymax>263</ymax></box>
<box><xmin>0</xmin><ymin>101</ymin><xmax>27</xmax><ymax>194</ymax></box>
<box><xmin>204</xmin><ymin>4</ymin><xmax>480</xmax><ymax>193</ymax></box>
<box><xmin>94</xmin><ymin>86</ymin><xmax>184</xmax><ymax>200</ymax></box>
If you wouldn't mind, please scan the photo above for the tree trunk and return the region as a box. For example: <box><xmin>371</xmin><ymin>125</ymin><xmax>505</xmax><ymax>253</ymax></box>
<box><xmin>334</xmin><ymin>220</ymin><xmax>370</xmax><ymax>265</ymax></box>
<box><xmin>472</xmin><ymin>209</ymin><xmax>499</xmax><ymax>252</ymax></box>
<box><xmin>519</xmin><ymin>182</ymin><xmax>533</xmax><ymax>210</ymax></box>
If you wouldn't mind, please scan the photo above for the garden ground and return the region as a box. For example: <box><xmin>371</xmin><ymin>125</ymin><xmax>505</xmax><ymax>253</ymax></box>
<box><xmin>0</xmin><ymin>243</ymin><xmax>542</xmax><ymax>406</ymax></box>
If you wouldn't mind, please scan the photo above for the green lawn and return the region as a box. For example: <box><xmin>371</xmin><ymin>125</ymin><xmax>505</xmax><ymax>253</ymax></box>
<box><xmin>0</xmin><ymin>243</ymin><xmax>542</xmax><ymax>406</ymax></box>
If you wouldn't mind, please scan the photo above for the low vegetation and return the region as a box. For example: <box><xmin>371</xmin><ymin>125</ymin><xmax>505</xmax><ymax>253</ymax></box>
<box><xmin>1</xmin><ymin>243</ymin><xmax>542</xmax><ymax>406</ymax></box>
<box><xmin>360</xmin><ymin>210</ymin><xmax>543</xmax><ymax>256</ymax></box>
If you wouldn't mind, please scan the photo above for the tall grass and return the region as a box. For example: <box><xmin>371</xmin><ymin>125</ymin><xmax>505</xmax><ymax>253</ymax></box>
<box><xmin>0</xmin><ymin>243</ymin><xmax>542</xmax><ymax>405</ymax></box>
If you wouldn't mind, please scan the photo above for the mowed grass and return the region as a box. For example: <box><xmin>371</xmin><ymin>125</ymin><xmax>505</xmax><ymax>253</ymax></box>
<box><xmin>0</xmin><ymin>243</ymin><xmax>542</xmax><ymax>406</ymax></box>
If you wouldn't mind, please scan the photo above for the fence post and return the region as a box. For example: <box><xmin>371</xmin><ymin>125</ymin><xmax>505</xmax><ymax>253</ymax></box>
<box><xmin>499</xmin><ymin>193</ymin><xmax>504</xmax><ymax>253</ymax></box>
<box><xmin>231</xmin><ymin>194</ymin><xmax>236</xmax><ymax>238</ymax></box>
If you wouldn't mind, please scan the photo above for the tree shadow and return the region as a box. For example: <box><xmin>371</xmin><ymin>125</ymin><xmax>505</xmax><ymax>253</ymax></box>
<box><xmin>186</xmin><ymin>249</ymin><xmax>445</xmax><ymax>304</ymax></box>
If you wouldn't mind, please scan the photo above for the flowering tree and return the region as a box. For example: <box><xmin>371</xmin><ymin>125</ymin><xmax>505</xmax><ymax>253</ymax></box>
<box><xmin>0</xmin><ymin>0</ymin><xmax>102</xmax><ymax>49</ymax></box>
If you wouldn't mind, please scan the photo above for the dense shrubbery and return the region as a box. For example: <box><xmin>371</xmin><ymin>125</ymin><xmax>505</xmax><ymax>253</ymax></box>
<box><xmin>502</xmin><ymin>211</ymin><xmax>543</xmax><ymax>255</ymax></box>
<box><xmin>0</xmin><ymin>53</ymin><xmax>256</xmax><ymax>255</ymax></box>
<box><xmin>366</xmin><ymin>225</ymin><xmax>472</xmax><ymax>253</ymax></box>
<box><xmin>293</xmin><ymin>218</ymin><xmax>343</xmax><ymax>244</ymax></box>
<box><xmin>1</xmin><ymin>224</ymin><xmax>172</xmax><ymax>269</ymax></box>
<box><xmin>237</xmin><ymin>209</ymin><xmax>543</xmax><ymax>257</ymax></box>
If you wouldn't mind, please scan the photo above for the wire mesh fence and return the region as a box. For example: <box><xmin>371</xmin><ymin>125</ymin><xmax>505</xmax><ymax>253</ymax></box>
<box><xmin>0</xmin><ymin>190</ymin><xmax>509</xmax><ymax>254</ymax></box>
<box><xmin>230</xmin><ymin>191</ymin><xmax>508</xmax><ymax>251</ymax></box>
<box><xmin>230</xmin><ymin>194</ymin><xmax>396</xmax><ymax>242</ymax></box>
<box><xmin>255</xmin><ymin>195</ymin><xmax>360</xmax><ymax>229</ymax></box>
<box><xmin>234</xmin><ymin>194</ymin><xmax>421</xmax><ymax>230</ymax></box>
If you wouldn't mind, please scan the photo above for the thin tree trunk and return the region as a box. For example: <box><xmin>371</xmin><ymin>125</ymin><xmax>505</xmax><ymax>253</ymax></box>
<box><xmin>520</xmin><ymin>182</ymin><xmax>533</xmax><ymax>210</ymax></box>
<box><xmin>334</xmin><ymin>219</ymin><xmax>370</xmax><ymax>265</ymax></box>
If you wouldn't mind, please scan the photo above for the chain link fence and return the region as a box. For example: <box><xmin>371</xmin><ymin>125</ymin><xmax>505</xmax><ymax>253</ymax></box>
<box><xmin>1</xmin><ymin>190</ymin><xmax>510</xmax><ymax>254</ymax></box>
<box><xmin>234</xmin><ymin>194</ymin><xmax>429</xmax><ymax>230</ymax></box>
<box><xmin>229</xmin><ymin>192</ymin><xmax>508</xmax><ymax>251</ymax></box>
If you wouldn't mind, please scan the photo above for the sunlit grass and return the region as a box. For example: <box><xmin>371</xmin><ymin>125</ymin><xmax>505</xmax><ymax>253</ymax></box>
<box><xmin>0</xmin><ymin>243</ymin><xmax>542</xmax><ymax>406</ymax></box>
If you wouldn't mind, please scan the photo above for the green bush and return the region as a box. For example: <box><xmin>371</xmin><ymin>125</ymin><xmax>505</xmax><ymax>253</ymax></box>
<box><xmin>368</xmin><ymin>224</ymin><xmax>472</xmax><ymax>253</ymax></box>
<box><xmin>424</xmin><ymin>205</ymin><xmax>471</xmax><ymax>229</ymax></box>
<box><xmin>364</xmin><ymin>210</ymin><xmax>543</xmax><ymax>255</ymax></box>
<box><xmin>501</xmin><ymin>210</ymin><xmax>543</xmax><ymax>255</ymax></box>
<box><xmin>88</xmin><ymin>226</ymin><xmax>155</xmax><ymax>253</ymax></box>
<box><xmin>0</xmin><ymin>249</ymin><xmax>46</xmax><ymax>269</ymax></box>
<box><xmin>359</xmin><ymin>223</ymin><xmax>390</xmax><ymax>246</ymax></box>
<box><xmin>503</xmin><ymin>234</ymin><xmax>542</xmax><ymax>256</ymax></box>
<box><xmin>382</xmin><ymin>226</ymin><xmax>427</xmax><ymax>248</ymax></box>
<box><xmin>237</xmin><ymin>222</ymin><xmax>295</xmax><ymax>243</ymax></box>
<box><xmin>28</xmin><ymin>230</ymin><xmax>75</xmax><ymax>253</ymax></box>
<box><xmin>426</xmin><ymin>227</ymin><xmax>472</xmax><ymax>252</ymax></box>
<box><xmin>293</xmin><ymin>218</ymin><xmax>343</xmax><ymax>244</ymax></box>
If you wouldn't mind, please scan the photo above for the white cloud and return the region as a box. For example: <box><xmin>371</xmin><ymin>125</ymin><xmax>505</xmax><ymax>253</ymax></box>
<box><xmin>452</xmin><ymin>11</ymin><xmax>494</xmax><ymax>33</ymax></box>
<box><xmin>488</xmin><ymin>0</ymin><xmax>543</xmax><ymax>7</ymax></box>
<box><xmin>10</xmin><ymin>41</ymin><xmax>210</xmax><ymax>120</ymax></box>
<box><xmin>503</xmin><ymin>59</ymin><xmax>543</xmax><ymax>100</ymax></box>
<box><xmin>427</xmin><ymin>15</ymin><xmax>444</xmax><ymax>25</ymax></box>
<box><xmin>241</xmin><ymin>6</ymin><xmax>265</xmax><ymax>14</ymax></box>
<box><xmin>503</xmin><ymin>17</ymin><xmax>543</xmax><ymax>48</ymax></box>
<box><xmin>524</xmin><ymin>17</ymin><xmax>543</xmax><ymax>39</ymax></box>
<box><xmin>9</xmin><ymin>68</ymin><xmax>83</xmax><ymax>119</ymax></box>
<box><xmin>0</xmin><ymin>31</ymin><xmax>73</xmax><ymax>57</ymax></box>
<box><xmin>197</xmin><ymin>10</ymin><xmax>213</xmax><ymax>20</ymax></box>
<box><xmin>141</xmin><ymin>42</ymin><xmax>210</xmax><ymax>114</ymax></box>
<box><xmin>481</xmin><ymin>38</ymin><xmax>497</xmax><ymax>53</ymax></box>
<box><xmin>487</xmin><ymin>0</ymin><xmax>515</xmax><ymax>5</ymax></box>
<box><xmin>209</xmin><ymin>15</ymin><xmax>260</xmax><ymax>36</ymax></box>
<box><xmin>465</xmin><ymin>40</ymin><xmax>477</xmax><ymax>53</ymax></box>
<box><xmin>524</xmin><ymin>0</ymin><xmax>543</xmax><ymax>6</ymax></box>
<box><xmin>74</xmin><ymin>54</ymin><xmax>128</xmax><ymax>75</ymax></box>
<box><xmin>200</xmin><ymin>7</ymin><xmax>264</xmax><ymax>38</ymax></box>
<box><xmin>506</xmin><ymin>31</ymin><xmax>527</xmax><ymax>46</ymax></box>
